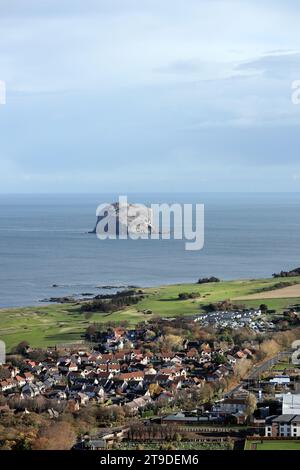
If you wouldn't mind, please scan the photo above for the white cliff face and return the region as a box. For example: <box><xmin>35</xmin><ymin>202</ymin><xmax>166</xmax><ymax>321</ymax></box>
<box><xmin>118</xmin><ymin>203</ymin><xmax>153</xmax><ymax>234</ymax></box>
<box><xmin>92</xmin><ymin>202</ymin><xmax>156</xmax><ymax>235</ymax></box>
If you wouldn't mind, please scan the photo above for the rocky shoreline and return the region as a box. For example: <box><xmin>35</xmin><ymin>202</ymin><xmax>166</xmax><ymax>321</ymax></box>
<box><xmin>40</xmin><ymin>284</ymin><xmax>140</xmax><ymax>304</ymax></box>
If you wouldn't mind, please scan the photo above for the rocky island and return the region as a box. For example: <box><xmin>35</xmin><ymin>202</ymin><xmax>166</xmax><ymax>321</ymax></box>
<box><xmin>90</xmin><ymin>201</ymin><xmax>156</xmax><ymax>235</ymax></box>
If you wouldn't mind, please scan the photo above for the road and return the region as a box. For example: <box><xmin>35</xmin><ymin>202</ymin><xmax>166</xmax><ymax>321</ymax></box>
<box><xmin>225</xmin><ymin>350</ymin><xmax>291</xmax><ymax>397</ymax></box>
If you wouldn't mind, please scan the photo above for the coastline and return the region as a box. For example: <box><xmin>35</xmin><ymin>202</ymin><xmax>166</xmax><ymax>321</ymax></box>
<box><xmin>1</xmin><ymin>275</ymin><xmax>300</xmax><ymax>352</ymax></box>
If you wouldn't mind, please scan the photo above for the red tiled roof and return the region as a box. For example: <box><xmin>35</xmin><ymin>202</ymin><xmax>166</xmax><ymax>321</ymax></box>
<box><xmin>118</xmin><ymin>371</ymin><xmax>144</xmax><ymax>380</ymax></box>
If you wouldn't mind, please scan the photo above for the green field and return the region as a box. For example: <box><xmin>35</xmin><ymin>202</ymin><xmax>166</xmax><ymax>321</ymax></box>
<box><xmin>245</xmin><ymin>439</ymin><xmax>300</xmax><ymax>450</ymax></box>
<box><xmin>1</xmin><ymin>277</ymin><xmax>300</xmax><ymax>351</ymax></box>
<box><xmin>272</xmin><ymin>362</ymin><xmax>293</xmax><ymax>371</ymax></box>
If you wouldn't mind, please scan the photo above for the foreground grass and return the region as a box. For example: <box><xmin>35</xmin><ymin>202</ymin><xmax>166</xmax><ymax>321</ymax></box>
<box><xmin>245</xmin><ymin>440</ymin><xmax>300</xmax><ymax>450</ymax></box>
<box><xmin>1</xmin><ymin>277</ymin><xmax>300</xmax><ymax>351</ymax></box>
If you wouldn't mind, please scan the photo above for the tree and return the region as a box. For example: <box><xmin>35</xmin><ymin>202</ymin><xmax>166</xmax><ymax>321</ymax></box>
<box><xmin>95</xmin><ymin>405</ymin><xmax>125</xmax><ymax>426</ymax></box>
<box><xmin>235</xmin><ymin>359</ymin><xmax>252</xmax><ymax>380</ymax></box>
<box><xmin>260</xmin><ymin>304</ymin><xmax>268</xmax><ymax>313</ymax></box>
<box><xmin>214</xmin><ymin>353</ymin><xmax>228</xmax><ymax>365</ymax></box>
<box><xmin>0</xmin><ymin>367</ymin><xmax>11</xmax><ymax>380</ymax></box>
<box><xmin>85</xmin><ymin>324</ymin><xmax>98</xmax><ymax>341</ymax></box>
<box><xmin>245</xmin><ymin>392</ymin><xmax>257</xmax><ymax>416</ymax></box>
<box><xmin>14</xmin><ymin>341</ymin><xmax>29</xmax><ymax>356</ymax></box>
<box><xmin>32</xmin><ymin>422</ymin><xmax>76</xmax><ymax>450</ymax></box>
<box><xmin>157</xmin><ymin>334</ymin><xmax>182</xmax><ymax>352</ymax></box>
<box><xmin>84</xmin><ymin>311</ymin><xmax>94</xmax><ymax>320</ymax></box>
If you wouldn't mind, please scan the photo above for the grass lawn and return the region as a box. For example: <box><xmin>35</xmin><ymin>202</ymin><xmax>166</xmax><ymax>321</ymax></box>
<box><xmin>272</xmin><ymin>362</ymin><xmax>293</xmax><ymax>371</ymax></box>
<box><xmin>245</xmin><ymin>440</ymin><xmax>300</xmax><ymax>450</ymax></box>
<box><xmin>1</xmin><ymin>276</ymin><xmax>300</xmax><ymax>351</ymax></box>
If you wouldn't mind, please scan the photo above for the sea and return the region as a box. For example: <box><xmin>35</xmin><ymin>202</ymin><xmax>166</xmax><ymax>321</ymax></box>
<box><xmin>0</xmin><ymin>192</ymin><xmax>300</xmax><ymax>307</ymax></box>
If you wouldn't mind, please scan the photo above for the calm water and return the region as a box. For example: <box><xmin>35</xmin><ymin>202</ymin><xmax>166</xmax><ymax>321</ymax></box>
<box><xmin>0</xmin><ymin>193</ymin><xmax>300</xmax><ymax>307</ymax></box>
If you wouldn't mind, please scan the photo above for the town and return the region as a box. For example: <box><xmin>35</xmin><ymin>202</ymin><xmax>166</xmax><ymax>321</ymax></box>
<box><xmin>1</xmin><ymin>308</ymin><xmax>300</xmax><ymax>451</ymax></box>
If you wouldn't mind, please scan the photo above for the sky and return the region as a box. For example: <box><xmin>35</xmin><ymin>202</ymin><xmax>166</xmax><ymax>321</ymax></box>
<box><xmin>1</xmin><ymin>0</ymin><xmax>300</xmax><ymax>193</ymax></box>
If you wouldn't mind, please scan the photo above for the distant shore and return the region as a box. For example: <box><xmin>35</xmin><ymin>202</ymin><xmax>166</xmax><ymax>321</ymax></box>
<box><xmin>1</xmin><ymin>276</ymin><xmax>300</xmax><ymax>352</ymax></box>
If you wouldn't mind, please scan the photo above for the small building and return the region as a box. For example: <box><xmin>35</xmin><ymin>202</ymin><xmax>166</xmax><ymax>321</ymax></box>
<box><xmin>269</xmin><ymin>376</ymin><xmax>290</xmax><ymax>385</ymax></box>
<box><xmin>212</xmin><ymin>398</ymin><xmax>248</xmax><ymax>415</ymax></box>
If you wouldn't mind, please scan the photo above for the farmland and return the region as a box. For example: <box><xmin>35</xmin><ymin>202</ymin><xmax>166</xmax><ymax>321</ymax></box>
<box><xmin>1</xmin><ymin>276</ymin><xmax>300</xmax><ymax>351</ymax></box>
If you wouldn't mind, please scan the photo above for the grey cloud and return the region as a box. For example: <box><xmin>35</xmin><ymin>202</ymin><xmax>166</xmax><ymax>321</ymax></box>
<box><xmin>236</xmin><ymin>52</ymin><xmax>300</xmax><ymax>79</ymax></box>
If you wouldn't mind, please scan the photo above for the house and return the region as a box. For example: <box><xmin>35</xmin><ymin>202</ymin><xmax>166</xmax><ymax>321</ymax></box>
<box><xmin>15</xmin><ymin>375</ymin><xmax>26</xmax><ymax>387</ymax></box>
<box><xmin>24</xmin><ymin>372</ymin><xmax>34</xmax><ymax>382</ymax></box>
<box><xmin>160</xmin><ymin>352</ymin><xmax>174</xmax><ymax>362</ymax></box>
<box><xmin>21</xmin><ymin>383</ymin><xmax>40</xmax><ymax>397</ymax></box>
<box><xmin>144</xmin><ymin>366</ymin><xmax>157</xmax><ymax>375</ymax></box>
<box><xmin>212</xmin><ymin>398</ymin><xmax>248</xmax><ymax>415</ymax></box>
<box><xmin>155</xmin><ymin>374</ymin><xmax>173</xmax><ymax>385</ymax></box>
<box><xmin>82</xmin><ymin>438</ymin><xmax>107</xmax><ymax>450</ymax></box>
<box><xmin>159</xmin><ymin>367</ymin><xmax>180</xmax><ymax>378</ymax></box>
<box><xmin>170</xmin><ymin>356</ymin><xmax>182</xmax><ymax>365</ymax></box>
<box><xmin>0</xmin><ymin>379</ymin><xmax>14</xmax><ymax>392</ymax></box>
<box><xmin>118</xmin><ymin>371</ymin><xmax>144</xmax><ymax>382</ymax></box>
<box><xmin>227</xmin><ymin>354</ymin><xmax>236</xmax><ymax>365</ymax></box>
<box><xmin>77</xmin><ymin>392</ymin><xmax>90</xmax><ymax>405</ymax></box>
<box><xmin>1</xmin><ymin>365</ymin><xmax>19</xmax><ymax>378</ymax></box>
<box><xmin>265</xmin><ymin>414</ymin><xmax>300</xmax><ymax>437</ymax></box>
<box><xmin>107</xmin><ymin>363</ymin><xmax>121</xmax><ymax>374</ymax></box>
<box><xmin>125</xmin><ymin>396</ymin><xmax>152</xmax><ymax>415</ymax></box>
<box><xmin>113</xmin><ymin>327</ymin><xmax>126</xmax><ymax>340</ymax></box>
<box><xmin>25</xmin><ymin>360</ymin><xmax>37</xmax><ymax>369</ymax></box>
<box><xmin>186</xmin><ymin>348</ymin><xmax>199</xmax><ymax>360</ymax></box>
<box><xmin>235</xmin><ymin>351</ymin><xmax>245</xmax><ymax>359</ymax></box>
<box><xmin>243</xmin><ymin>348</ymin><xmax>253</xmax><ymax>358</ymax></box>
